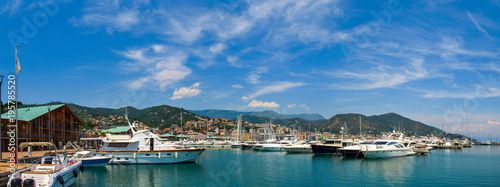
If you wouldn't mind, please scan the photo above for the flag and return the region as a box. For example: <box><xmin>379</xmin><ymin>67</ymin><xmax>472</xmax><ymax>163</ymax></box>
<box><xmin>15</xmin><ymin>47</ymin><xmax>21</xmax><ymax>75</ymax></box>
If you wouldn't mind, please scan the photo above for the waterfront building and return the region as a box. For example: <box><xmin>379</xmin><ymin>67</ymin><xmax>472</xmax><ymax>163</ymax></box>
<box><xmin>0</xmin><ymin>104</ymin><xmax>83</xmax><ymax>151</ymax></box>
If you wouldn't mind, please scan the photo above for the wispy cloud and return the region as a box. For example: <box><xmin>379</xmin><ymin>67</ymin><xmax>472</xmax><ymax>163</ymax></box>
<box><xmin>332</xmin><ymin>58</ymin><xmax>429</xmax><ymax>90</ymax></box>
<box><xmin>244</xmin><ymin>81</ymin><xmax>305</xmax><ymax>100</ymax></box>
<box><xmin>248</xmin><ymin>100</ymin><xmax>280</xmax><ymax>108</ymax></box>
<box><xmin>71</xmin><ymin>0</ymin><xmax>146</xmax><ymax>33</ymax></box>
<box><xmin>171</xmin><ymin>82</ymin><xmax>202</xmax><ymax>100</ymax></box>
<box><xmin>422</xmin><ymin>86</ymin><xmax>500</xmax><ymax>99</ymax></box>
<box><xmin>246</xmin><ymin>67</ymin><xmax>268</xmax><ymax>84</ymax></box>
<box><xmin>287</xmin><ymin>104</ymin><xmax>296</xmax><ymax>108</ymax></box>
<box><xmin>231</xmin><ymin>84</ymin><xmax>243</xmax><ymax>89</ymax></box>
<box><xmin>0</xmin><ymin>0</ymin><xmax>23</xmax><ymax>15</ymax></box>
<box><xmin>467</xmin><ymin>11</ymin><xmax>493</xmax><ymax>40</ymax></box>
<box><xmin>119</xmin><ymin>45</ymin><xmax>191</xmax><ymax>90</ymax></box>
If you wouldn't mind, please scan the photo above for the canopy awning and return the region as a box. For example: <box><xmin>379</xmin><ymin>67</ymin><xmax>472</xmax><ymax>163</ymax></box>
<box><xmin>160</xmin><ymin>133</ymin><xmax>175</xmax><ymax>137</ymax></box>
<box><xmin>176</xmin><ymin>134</ymin><xmax>189</xmax><ymax>138</ymax></box>
<box><xmin>19</xmin><ymin>142</ymin><xmax>57</xmax><ymax>150</ymax></box>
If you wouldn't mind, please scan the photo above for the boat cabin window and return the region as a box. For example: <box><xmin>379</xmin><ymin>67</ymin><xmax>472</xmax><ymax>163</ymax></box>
<box><xmin>342</xmin><ymin>142</ymin><xmax>352</xmax><ymax>147</ymax></box>
<box><xmin>387</xmin><ymin>142</ymin><xmax>398</xmax><ymax>146</ymax></box>
<box><xmin>108</xmin><ymin>143</ymin><xmax>129</xmax><ymax>148</ymax></box>
<box><xmin>360</xmin><ymin>141</ymin><xmax>374</xmax><ymax>145</ymax></box>
<box><xmin>374</xmin><ymin>141</ymin><xmax>388</xmax><ymax>145</ymax></box>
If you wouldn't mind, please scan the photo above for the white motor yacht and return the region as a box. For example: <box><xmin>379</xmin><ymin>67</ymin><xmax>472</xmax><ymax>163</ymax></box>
<box><xmin>8</xmin><ymin>152</ymin><xmax>82</xmax><ymax>187</ymax></box>
<box><xmin>283</xmin><ymin>141</ymin><xmax>312</xmax><ymax>153</ymax></box>
<box><xmin>261</xmin><ymin>141</ymin><xmax>293</xmax><ymax>152</ymax></box>
<box><xmin>361</xmin><ymin>140</ymin><xmax>415</xmax><ymax>159</ymax></box>
<box><xmin>98</xmin><ymin>115</ymin><xmax>204</xmax><ymax>164</ymax></box>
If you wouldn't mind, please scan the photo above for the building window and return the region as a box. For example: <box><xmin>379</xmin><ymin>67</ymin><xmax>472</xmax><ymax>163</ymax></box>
<box><xmin>34</xmin><ymin>119</ymin><xmax>39</xmax><ymax>128</ymax></box>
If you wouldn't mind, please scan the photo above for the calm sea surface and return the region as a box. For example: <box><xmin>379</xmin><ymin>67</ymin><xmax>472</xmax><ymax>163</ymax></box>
<box><xmin>75</xmin><ymin>146</ymin><xmax>500</xmax><ymax>186</ymax></box>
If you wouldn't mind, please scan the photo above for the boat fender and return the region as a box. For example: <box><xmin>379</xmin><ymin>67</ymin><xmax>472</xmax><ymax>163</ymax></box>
<box><xmin>73</xmin><ymin>169</ymin><xmax>78</xmax><ymax>178</ymax></box>
<box><xmin>10</xmin><ymin>178</ymin><xmax>23</xmax><ymax>187</ymax></box>
<box><xmin>23</xmin><ymin>179</ymin><xmax>36</xmax><ymax>187</ymax></box>
<box><xmin>80</xmin><ymin>165</ymin><xmax>84</xmax><ymax>172</ymax></box>
<box><xmin>57</xmin><ymin>175</ymin><xmax>64</xmax><ymax>185</ymax></box>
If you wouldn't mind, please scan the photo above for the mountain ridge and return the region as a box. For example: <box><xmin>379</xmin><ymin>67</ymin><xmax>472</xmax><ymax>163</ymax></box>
<box><xmin>189</xmin><ymin>109</ymin><xmax>325</xmax><ymax>121</ymax></box>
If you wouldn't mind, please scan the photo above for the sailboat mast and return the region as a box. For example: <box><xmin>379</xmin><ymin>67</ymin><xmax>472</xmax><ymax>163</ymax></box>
<box><xmin>359</xmin><ymin>116</ymin><xmax>362</xmax><ymax>138</ymax></box>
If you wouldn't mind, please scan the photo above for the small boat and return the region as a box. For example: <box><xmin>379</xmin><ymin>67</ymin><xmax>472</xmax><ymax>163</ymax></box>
<box><xmin>261</xmin><ymin>141</ymin><xmax>293</xmax><ymax>152</ymax></box>
<box><xmin>284</xmin><ymin>141</ymin><xmax>312</xmax><ymax>153</ymax></box>
<box><xmin>437</xmin><ymin>141</ymin><xmax>462</xmax><ymax>149</ymax></box>
<box><xmin>72</xmin><ymin>151</ymin><xmax>112</xmax><ymax>167</ymax></box>
<box><xmin>8</xmin><ymin>151</ymin><xmax>82</xmax><ymax>187</ymax></box>
<box><xmin>230</xmin><ymin>142</ymin><xmax>242</xmax><ymax>148</ymax></box>
<box><xmin>241</xmin><ymin>142</ymin><xmax>258</xmax><ymax>150</ymax></box>
<box><xmin>412</xmin><ymin>143</ymin><xmax>429</xmax><ymax>155</ymax></box>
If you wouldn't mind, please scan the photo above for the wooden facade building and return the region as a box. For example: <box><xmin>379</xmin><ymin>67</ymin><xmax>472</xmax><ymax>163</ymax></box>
<box><xmin>1</xmin><ymin>104</ymin><xmax>82</xmax><ymax>152</ymax></box>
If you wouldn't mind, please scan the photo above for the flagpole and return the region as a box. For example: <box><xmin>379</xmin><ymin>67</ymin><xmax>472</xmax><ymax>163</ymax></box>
<box><xmin>15</xmin><ymin>45</ymin><xmax>19</xmax><ymax>169</ymax></box>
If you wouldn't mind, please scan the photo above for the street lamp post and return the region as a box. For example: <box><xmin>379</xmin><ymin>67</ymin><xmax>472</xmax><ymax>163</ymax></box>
<box><xmin>1</xmin><ymin>75</ymin><xmax>4</xmax><ymax>159</ymax></box>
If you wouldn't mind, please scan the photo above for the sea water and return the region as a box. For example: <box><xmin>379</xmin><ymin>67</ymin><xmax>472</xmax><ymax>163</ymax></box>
<box><xmin>75</xmin><ymin>146</ymin><xmax>500</xmax><ymax>186</ymax></box>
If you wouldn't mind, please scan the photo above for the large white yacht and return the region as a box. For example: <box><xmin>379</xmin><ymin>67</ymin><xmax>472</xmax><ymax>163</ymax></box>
<box><xmin>360</xmin><ymin>139</ymin><xmax>415</xmax><ymax>159</ymax></box>
<box><xmin>98</xmin><ymin>115</ymin><xmax>204</xmax><ymax>164</ymax></box>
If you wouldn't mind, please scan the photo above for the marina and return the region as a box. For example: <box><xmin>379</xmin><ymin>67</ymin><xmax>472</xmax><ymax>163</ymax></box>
<box><xmin>73</xmin><ymin>145</ymin><xmax>500</xmax><ymax>186</ymax></box>
<box><xmin>1</xmin><ymin>0</ymin><xmax>500</xmax><ymax>186</ymax></box>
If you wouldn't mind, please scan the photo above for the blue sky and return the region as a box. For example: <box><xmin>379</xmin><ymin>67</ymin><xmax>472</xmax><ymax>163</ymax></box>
<box><xmin>1</xmin><ymin>0</ymin><xmax>500</xmax><ymax>140</ymax></box>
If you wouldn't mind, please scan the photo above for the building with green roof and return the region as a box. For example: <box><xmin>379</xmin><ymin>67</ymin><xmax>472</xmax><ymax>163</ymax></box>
<box><xmin>1</xmin><ymin>104</ymin><xmax>83</xmax><ymax>151</ymax></box>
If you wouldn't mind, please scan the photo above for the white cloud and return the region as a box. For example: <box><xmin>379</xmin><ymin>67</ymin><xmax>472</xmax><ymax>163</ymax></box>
<box><xmin>299</xmin><ymin>104</ymin><xmax>306</xmax><ymax>108</ymax></box>
<box><xmin>287</xmin><ymin>104</ymin><xmax>296</xmax><ymax>108</ymax></box>
<box><xmin>171</xmin><ymin>82</ymin><xmax>202</xmax><ymax>100</ymax></box>
<box><xmin>305</xmin><ymin>107</ymin><xmax>311</xmax><ymax>110</ymax></box>
<box><xmin>231</xmin><ymin>84</ymin><xmax>243</xmax><ymax>89</ymax></box>
<box><xmin>152</xmin><ymin>44</ymin><xmax>164</xmax><ymax>53</ymax></box>
<box><xmin>248</xmin><ymin>100</ymin><xmax>280</xmax><ymax>108</ymax></box>
<box><xmin>209</xmin><ymin>43</ymin><xmax>226</xmax><ymax>54</ymax></box>
<box><xmin>488</xmin><ymin>121</ymin><xmax>500</xmax><ymax>125</ymax></box>
<box><xmin>245</xmin><ymin>81</ymin><xmax>305</xmax><ymax>100</ymax></box>
<box><xmin>226</xmin><ymin>56</ymin><xmax>241</xmax><ymax>67</ymax></box>
<box><xmin>242</xmin><ymin>96</ymin><xmax>249</xmax><ymax>100</ymax></box>
<box><xmin>119</xmin><ymin>47</ymin><xmax>191</xmax><ymax>90</ymax></box>
<box><xmin>467</xmin><ymin>11</ymin><xmax>493</xmax><ymax>40</ymax></box>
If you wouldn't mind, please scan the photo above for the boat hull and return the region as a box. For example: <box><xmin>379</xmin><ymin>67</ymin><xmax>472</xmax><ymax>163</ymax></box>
<box><xmin>81</xmin><ymin>157</ymin><xmax>112</xmax><ymax>167</ymax></box>
<box><xmin>284</xmin><ymin>147</ymin><xmax>312</xmax><ymax>153</ymax></box>
<box><xmin>340</xmin><ymin>149</ymin><xmax>365</xmax><ymax>158</ymax></box>
<box><xmin>261</xmin><ymin>146</ymin><xmax>285</xmax><ymax>152</ymax></box>
<box><xmin>100</xmin><ymin>149</ymin><xmax>204</xmax><ymax>164</ymax></box>
<box><xmin>362</xmin><ymin>149</ymin><xmax>413</xmax><ymax>159</ymax></box>
<box><xmin>311</xmin><ymin>144</ymin><xmax>342</xmax><ymax>154</ymax></box>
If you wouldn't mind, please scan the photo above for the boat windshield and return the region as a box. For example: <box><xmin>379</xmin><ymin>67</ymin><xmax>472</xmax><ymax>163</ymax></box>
<box><xmin>360</xmin><ymin>141</ymin><xmax>374</xmax><ymax>145</ymax></box>
<box><xmin>374</xmin><ymin>141</ymin><xmax>388</xmax><ymax>145</ymax></box>
<box><xmin>42</xmin><ymin>157</ymin><xmax>54</xmax><ymax>164</ymax></box>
